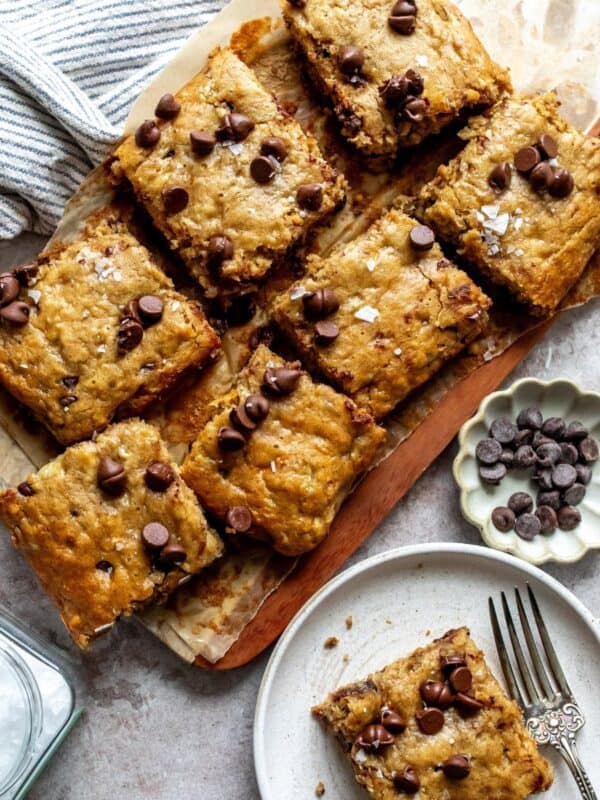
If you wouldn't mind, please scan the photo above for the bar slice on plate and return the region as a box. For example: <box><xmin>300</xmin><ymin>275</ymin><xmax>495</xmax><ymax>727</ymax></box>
<box><xmin>0</xmin><ymin>206</ymin><xmax>219</xmax><ymax>445</ymax></box>
<box><xmin>0</xmin><ymin>420</ymin><xmax>223</xmax><ymax>648</ymax></box>
<box><xmin>181</xmin><ymin>345</ymin><xmax>385</xmax><ymax>556</ymax></box>
<box><xmin>272</xmin><ymin>208</ymin><xmax>491</xmax><ymax>419</ymax></box>
<box><xmin>114</xmin><ymin>47</ymin><xmax>345</xmax><ymax>298</ymax></box>
<box><xmin>280</xmin><ymin>0</ymin><xmax>509</xmax><ymax>160</ymax></box>
<box><xmin>419</xmin><ymin>92</ymin><xmax>600</xmax><ymax>315</ymax></box>
<box><xmin>313</xmin><ymin>627</ymin><xmax>553</xmax><ymax>798</ymax></box>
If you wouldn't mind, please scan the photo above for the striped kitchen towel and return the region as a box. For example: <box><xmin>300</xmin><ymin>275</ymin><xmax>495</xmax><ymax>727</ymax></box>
<box><xmin>0</xmin><ymin>0</ymin><xmax>224</xmax><ymax>239</ymax></box>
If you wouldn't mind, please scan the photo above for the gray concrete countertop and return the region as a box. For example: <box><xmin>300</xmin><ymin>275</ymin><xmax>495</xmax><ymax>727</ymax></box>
<box><xmin>1</xmin><ymin>234</ymin><xmax>599</xmax><ymax>800</ymax></box>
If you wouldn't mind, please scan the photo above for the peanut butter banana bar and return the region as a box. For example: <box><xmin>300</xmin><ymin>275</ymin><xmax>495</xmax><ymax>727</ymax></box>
<box><xmin>313</xmin><ymin>627</ymin><xmax>553</xmax><ymax>799</ymax></box>
<box><xmin>0</xmin><ymin>420</ymin><xmax>223</xmax><ymax>648</ymax></box>
<box><xmin>114</xmin><ymin>47</ymin><xmax>345</xmax><ymax>297</ymax></box>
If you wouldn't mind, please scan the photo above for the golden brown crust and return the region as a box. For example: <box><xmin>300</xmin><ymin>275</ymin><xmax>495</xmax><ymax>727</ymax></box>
<box><xmin>280</xmin><ymin>0</ymin><xmax>510</xmax><ymax>158</ymax></box>
<box><xmin>114</xmin><ymin>47</ymin><xmax>345</xmax><ymax>297</ymax></box>
<box><xmin>272</xmin><ymin>208</ymin><xmax>491</xmax><ymax>419</ymax></box>
<box><xmin>0</xmin><ymin>207</ymin><xmax>220</xmax><ymax>445</ymax></box>
<box><xmin>419</xmin><ymin>92</ymin><xmax>600</xmax><ymax>315</ymax></box>
<box><xmin>313</xmin><ymin>627</ymin><xmax>553</xmax><ymax>799</ymax></box>
<box><xmin>181</xmin><ymin>345</ymin><xmax>385</xmax><ymax>555</ymax></box>
<box><xmin>0</xmin><ymin>420</ymin><xmax>223</xmax><ymax>648</ymax></box>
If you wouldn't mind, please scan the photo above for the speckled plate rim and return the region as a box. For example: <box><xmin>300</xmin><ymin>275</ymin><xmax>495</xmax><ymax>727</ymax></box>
<box><xmin>453</xmin><ymin>377</ymin><xmax>600</xmax><ymax>566</ymax></box>
<box><xmin>253</xmin><ymin>543</ymin><xmax>599</xmax><ymax>799</ymax></box>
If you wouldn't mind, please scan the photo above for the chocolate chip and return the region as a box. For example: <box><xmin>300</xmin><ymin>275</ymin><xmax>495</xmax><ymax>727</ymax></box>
<box><xmin>537</xmin><ymin>133</ymin><xmax>558</xmax><ymax>159</ymax></box>
<box><xmin>514</xmin><ymin>146</ymin><xmax>541</xmax><ymax>174</ymax></box>
<box><xmin>548</xmin><ymin>167</ymin><xmax>574</xmax><ymax>198</ymax></box>
<box><xmin>97</xmin><ymin>456</ymin><xmax>127</xmax><ymax>496</ymax></box>
<box><xmin>207</xmin><ymin>235</ymin><xmax>234</xmax><ymax>269</ymax></box>
<box><xmin>515</xmin><ymin>512</ymin><xmax>541</xmax><ymax>541</ymax></box>
<box><xmin>415</xmin><ymin>707</ymin><xmax>444</xmax><ymax>735</ymax></box>
<box><xmin>315</xmin><ymin>320</ymin><xmax>339</xmax><ymax>345</ymax></box>
<box><xmin>145</xmin><ymin>462</ymin><xmax>176</xmax><ymax>492</ymax></box>
<box><xmin>303</xmin><ymin>288</ymin><xmax>340</xmax><ymax>319</ymax></box>
<box><xmin>541</xmin><ymin>416</ymin><xmax>565</xmax><ymax>439</ymax></box>
<box><xmin>263</xmin><ymin>366</ymin><xmax>302</xmax><ymax>396</ymax></box>
<box><xmin>537</xmin><ymin>489</ymin><xmax>561</xmax><ymax>511</ymax></box>
<box><xmin>0</xmin><ymin>272</ymin><xmax>20</xmax><ymax>307</ymax></box>
<box><xmin>244</xmin><ymin>394</ymin><xmax>270</xmax><ymax>422</ymax></box>
<box><xmin>162</xmin><ymin>185</ymin><xmax>189</xmax><ymax>214</ymax></box>
<box><xmin>13</xmin><ymin>263</ymin><xmax>38</xmax><ymax>286</ymax></box>
<box><xmin>380</xmin><ymin>73</ymin><xmax>413</xmax><ymax>107</ymax></box>
<box><xmin>225</xmin><ymin>505</ymin><xmax>253</xmax><ymax>533</ymax></box>
<box><xmin>449</xmin><ymin>666</ymin><xmax>472</xmax><ymax>693</ymax></box>
<box><xmin>0</xmin><ymin>301</ymin><xmax>29</xmax><ymax>325</ymax></box>
<box><xmin>536</xmin><ymin>442</ymin><xmax>562</xmax><ymax>468</ymax></box>
<box><xmin>59</xmin><ymin>394</ymin><xmax>77</xmax><ymax>407</ymax></box>
<box><xmin>578</xmin><ymin>437</ymin><xmax>599</xmax><ymax>464</ymax></box>
<box><xmin>286</xmin><ymin>0</ymin><xmax>306</xmax><ymax>6</ymax></box>
<box><xmin>217</xmin><ymin>426</ymin><xmax>246</xmax><ymax>451</ymax></box>
<box><xmin>217</xmin><ymin>112</ymin><xmax>255</xmax><ymax>142</ymax></box>
<box><xmin>96</xmin><ymin>560</ymin><xmax>113</xmax><ymax>574</ymax></box>
<box><xmin>486</xmin><ymin>162</ymin><xmax>512</xmax><ymax>192</ymax></box>
<box><xmin>142</xmin><ymin>521</ymin><xmax>170</xmax><ymax>550</ymax></box>
<box><xmin>534</xmin><ymin>468</ymin><xmax>553</xmax><ymax>491</ymax></box>
<box><xmin>157</xmin><ymin>542</ymin><xmax>187</xmax><ymax>565</ymax></box>
<box><xmin>137</xmin><ymin>295</ymin><xmax>164</xmax><ymax>326</ymax></box>
<box><xmin>575</xmin><ymin>463</ymin><xmax>592</xmax><ymax>485</ymax></box>
<box><xmin>355</xmin><ymin>724</ymin><xmax>395</xmax><ymax>751</ymax></box>
<box><xmin>135</xmin><ymin>119</ymin><xmax>161</xmax><ymax>148</ymax></box>
<box><xmin>490</xmin><ymin>416</ymin><xmax>517</xmax><ymax>445</ymax></box>
<box><xmin>552</xmin><ymin>463</ymin><xmax>577</xmax><ymax>489</ymax></box>
<box><xmin>479</xmin><ymin>463</ymin><xmax>507</xmax><ymax>485</ymax></box>
<box><xmin>155</xmin><ymin>93</ymin><xmax>181</xmax><ymax>120</ymax></box>
<box><xmin>475</xmin><ymin>438</ymin><xmax>503</xmax><ymax>465</ymax></box>
<box><xmin>17</xmin><ymin>481</ymin><xmax>34</xmax><ymax>497</ymax></box>
<box><xmin>249</xmin><ymin>325</ymin><xmax>275</xmax><ymax>351</ymax></box>
<box><xmin>339</xmin><ymin>45</ymin><xmax>365</xmax><ymax>78</ymax></box>
<box><xmin>393</xmin><ymin>767</ymin><xmax>420</xmax><ymax>794</ymax></box>
<box><xmin>122</xmin><ymin>299</ymin><xmax>141</xmax><ymax>324</ymax></box>
<box><xmin>500</xmin><ymin>449</ymin><xmax>514</xmax><ymax>467</ymax></box>
<box><xmin>517</xmin><ymin>407</ymin><xmax>543</xmax><ymax>430</ymax></box>
<box><xmin>564</xmin><ymin>420</ymin><xmax>588</xmax><ymax>441</ymax></box>
<box><xmin>440</xmin><ymin>654</ymin><xmax>466</xmax><ymax>676</ymax></box>
<box><xmin>563</xmin><ymin>483</ymin><xmax>586</xmax><ymax>506</ymax></box>
<box><xmin>62</xmin><ymin>375</ymin><xmax>79</xmax><ymax>389</ymax></box>
<box><xmin>514</xmin><ymin>428</ymin><xmax>533</xmax><ymax>447</ymax></box>
<box><xmin>559</xmin><ymin>442</ymin><xmax>579</xmax><ymax>465</ymax></box>
<box><xmin>117</xmin><ymin>317</ymin><xmax>143</xmax><ymax>355</ymax></box>
<box><xmin>296</xmin><ymin>183</ymin><xmax>323</xmax><ymax>211</ymax></box>
<box><xmin>536</xmin><ymin>505</ymin><xmax>558</xmax><ymax>534</ymax></box>
<box><xmin>454</xmin><ymin>692</ymin><xmax>483</xmax><ymax>717</ymax></box>
<box><xmin>514</xmin><ymin>445</ymin><xmax>537</xmax><ymax>468</ymax></box>
<box><xmin>380</xmin><ymin>707</ymin><xmax>406</xmax><ymax>733</ymax></box>
<box><xmin>420</xmin><ymin>680</ymin><xmax>453</xmax><ymax>709</ymax></box>
<box><xmin>250</xmin><ymin>155</ymin><xmax>278</xmax><ymax>184</ymax></box>
<box><xmin>230</xmin><ymin>403</ymin><xmax>257</xmax><ymax>433</ymax></box>
<box><xmin>260</xmin><ymin>137</ymin><xmax>288</xmax><ymax>162</ymax></box>
<box><xmin>442</xmin><ymin>754</ymin><xmax>471</xmax><ymax>780</ymax></box>
<box><xmin>529</xmin><ymin>161</ymin><xmax>554</xmax><ymax>192</ymax></box>
<box><xmin>557</xmin><ymin>505</ymin><xmax>581</xmax><ymax>531</ymax></box>
<box><xmin>491</xmin><ymin>506</ymin><xmax>515</xmax><ymax>532</ymax></box>
<box><xmin>409</xmin><ymin>224</ymin><xmax>435</xmax><ymax>251</ymax></box>
<box><xmin>389</xmin><ymin>0</ymin><xmax>417</xmax><ymax>34</ymax></box>
<box><xmin>190</xmin><ymin>130</ymin><xmax>216</xmax><ymax>156</ymax></box>
<box><xmin>533</xmin><ymin>431</ymin><xmax>554</xmax><ymax>449</ymax></box>
<box><xmin>401</xmin><ymin>97</ymin><xmax>428</xmax><ymax>122</ymax></box>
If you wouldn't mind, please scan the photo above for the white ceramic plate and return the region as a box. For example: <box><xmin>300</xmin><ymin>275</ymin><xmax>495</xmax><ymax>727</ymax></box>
<box><xmin>254</xmin><ymin>544</ymin><xmax>600</xmax><ymax>800</ymax></box>
<box><xmin>453</xmin><ymin>378</ymin><xmax>600</xmax><ymax>565</ymax></box>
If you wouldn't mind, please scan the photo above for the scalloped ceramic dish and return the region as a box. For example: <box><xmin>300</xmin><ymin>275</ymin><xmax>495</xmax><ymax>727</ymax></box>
<box><xmin>453</xmin><ymin>378</ymin><xmax>600</xmax><ymax>564</ymax></box>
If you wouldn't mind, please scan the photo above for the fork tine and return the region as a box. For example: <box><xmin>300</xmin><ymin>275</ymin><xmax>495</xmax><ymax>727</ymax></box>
<box><xmin>488</xmin><ymin>597</ymin><xmax>526</xmax><ymax>707</ymax></box>
<box><xmin>527</xmin><ymin>584</ymin><xmax>573</xmax><ymax>697</ymax></box>
<box><xmin>501</xmin><ymin>591</ymin><xmax>541</xmax><ymax>704</ymax></box>
<box><xmin>515</xmin><ymin>588</ymin><xmax>556</xmax><ymax>700</ymax></box>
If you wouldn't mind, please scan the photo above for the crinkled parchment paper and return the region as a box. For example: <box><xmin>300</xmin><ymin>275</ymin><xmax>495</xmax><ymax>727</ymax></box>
<box><xmin>1</xmin><ymin>0</ymin><xmax>600</xmax><ymax>664</ymax></box>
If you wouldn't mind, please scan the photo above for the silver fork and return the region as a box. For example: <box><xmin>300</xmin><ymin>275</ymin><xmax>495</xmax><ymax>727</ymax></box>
<box><xmin>489</xmin><ymin>585</ymin><xmax>597</xmax><ymax>800</ymax></box>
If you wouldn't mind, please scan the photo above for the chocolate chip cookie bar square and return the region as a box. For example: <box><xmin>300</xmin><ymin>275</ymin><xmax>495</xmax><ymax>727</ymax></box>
<box><xmin>419</xmin><ymin>92</ymin><xmax>600</xmax><ymax>315</ymax></box>
<box><xmin>280</xmin><ymin>0</ymin><xmax>509</xmax><ymax>160</ymax></box>
<box><xmin>181</xmin><ymin>345</ymin><xmax>385</xmax><ymax>556</ymax></box>
<box><xmin>113</xmin><ymin>47</ymin><xmax>345</xmax><ymax>297</ymax></box>
<box><xmin>0</xmin><ymin>207</ymin><xmax>219</xmax><ymax>445</ymax></box>
<box><xmin>0</xmin><ymin>420</ymin><xmax>223</xmax><ymax>648</ymax></box>
<box><xmin>313</xmin><ymin>627</ymin><xmax>553</xmax><ymax>799</ymax></box>
<box><xmin>272</xmin><ymin>209</ymin><xmax>491</xmax><ymax>419</ymax></box>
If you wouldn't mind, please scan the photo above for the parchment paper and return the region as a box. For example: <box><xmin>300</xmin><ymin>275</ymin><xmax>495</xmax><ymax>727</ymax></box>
<box><xmin>1</xmin><ymin>0</ymin><xmax>599</xmax><ymax>664</ymax></box>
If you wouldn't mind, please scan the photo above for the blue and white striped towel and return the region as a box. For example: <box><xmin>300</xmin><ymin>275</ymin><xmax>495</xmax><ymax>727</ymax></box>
<box><xmin>0</xmin><ymin>0</ymin><xmax>224</xmax><ymax>240</ymax></box>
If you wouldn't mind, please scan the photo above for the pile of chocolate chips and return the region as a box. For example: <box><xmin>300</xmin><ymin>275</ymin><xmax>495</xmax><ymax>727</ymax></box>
<box><xmin>475</xmin><ymin>407</ymin><xmax>598</xmax><ymax>539</ymax></box>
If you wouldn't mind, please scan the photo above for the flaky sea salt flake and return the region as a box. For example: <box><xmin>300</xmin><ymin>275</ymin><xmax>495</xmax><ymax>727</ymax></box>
<box><xmin>354</xmin><ymin>305</ymin><xmax>379</xmax><ymax>323</ymax></box>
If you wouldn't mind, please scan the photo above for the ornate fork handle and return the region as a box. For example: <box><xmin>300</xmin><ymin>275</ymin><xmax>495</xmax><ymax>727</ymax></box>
<box><xmin>527</xmin><ymin>704</ymin><xmax>597</xmax><ymax>800</ymax></box>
